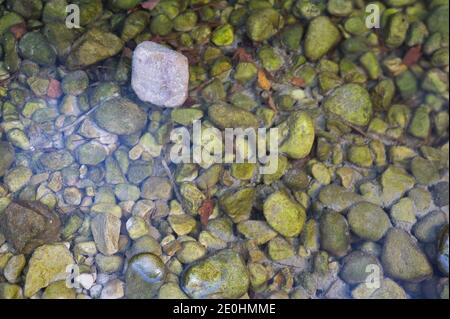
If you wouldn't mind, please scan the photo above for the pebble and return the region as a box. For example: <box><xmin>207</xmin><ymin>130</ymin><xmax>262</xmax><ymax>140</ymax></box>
<box><xmin>132</xmin><ymin>41</ymin><xmax>189</xmax><ymax>108</ymax></box>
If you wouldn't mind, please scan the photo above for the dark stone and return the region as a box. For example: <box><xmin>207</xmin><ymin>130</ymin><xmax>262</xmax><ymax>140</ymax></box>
<box><xmin>0</xmin><ymin>201</ymin><xmax>61</xmax><ymax>254</ymax></box>
<box><xmin>431</xmin><ymin>182</ymin><xmax>449</xmax><ymax>207</ymax></box>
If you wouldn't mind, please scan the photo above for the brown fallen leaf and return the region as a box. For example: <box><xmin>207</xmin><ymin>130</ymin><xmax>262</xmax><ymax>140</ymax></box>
<box><xmin>233</xmin><ymin>48</ymin><xmax>254</xmax><ymax>63</ymax></box>
<box><xmin>9</xmin><ymin>23</ymin><xmax>27</xmax><ymax>40</ymax></box>
<box><xmin>47</xmin><ymin>78</ymin><xmax>62</xmax><ymax>99</ymax></box>
<box><xmin>198</xmin><ymin>199</ymin><xmax>214</xmax><ymax>226</ymax></box>
<box><xmin>266</xmin><ymin>93</ymin><xmax>278</xmax><ymax>113</ymax></box>
<box><xmin>291</xmin><ymin>76</ymin><xmax>306</xmax><ymax>87</ymax></box>
<box><xmin>257</xmin><ymin>69</ymin><xmax>271</xmax><ymax>91</ymax></box>
<box><xmin>403</xmin><ymin>45</ymin><xmax>422</xmax><ymax>67</ymax></box>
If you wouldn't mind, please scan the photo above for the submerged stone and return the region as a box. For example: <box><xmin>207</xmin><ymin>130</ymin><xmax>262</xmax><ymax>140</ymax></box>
<box><xmin>94</xmin><ymin>97</ymin><xmax>147</xmax><ymax>135</ymax></box>
<box><xmin>125</xmin><ymin>253</ymin><xmax>166</xmax><ymax>299</ymax></box>
<box><xmin>263</xmin><ymin>191</ymin><xmax>306</xmax><ymax>238</ymax></box>
<box><xmin>66</xmin><ymin>28</ymin><xmax>123</xmax><ymax>69</ymax></box>
<box><xmin>182</xmin><ymin>250</ymin><xmax>249</xmax><ymax>299</ymax></box>
<box><xmin>381</xmin><ymin>229</ymin><xmax>433</xmax><ymax>283</ymax></box>
<box><xmin>0</xmin><ymin>201</ymin><xmax>61</xmax><ymax>254</ymax></box>
<box><xmin>324</xmin><ymin>84</ymin><xmax>373</xmax><ymax>126</ymax></box>
<box><xmin>131</xmin><ymin>41</ymin><xmax>189</xmax><ymax>108</ymax></box>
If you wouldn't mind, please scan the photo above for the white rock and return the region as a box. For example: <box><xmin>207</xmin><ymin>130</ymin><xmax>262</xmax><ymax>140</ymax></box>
<box><xmin>77</xmin><ymin>273</ymin><xmax>95</xmax><ymax>290</ymax></box>
<box><xmin>131</xmin><ymin>41</ymin><xmax>189</xmax><ymax>108</ymax></box>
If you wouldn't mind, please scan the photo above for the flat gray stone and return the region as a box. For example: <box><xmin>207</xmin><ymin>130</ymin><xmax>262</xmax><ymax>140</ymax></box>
<box><xmin>131</xmin><ymin>41</ymin><xmax>189</xmax><ymax>108</ymax></box>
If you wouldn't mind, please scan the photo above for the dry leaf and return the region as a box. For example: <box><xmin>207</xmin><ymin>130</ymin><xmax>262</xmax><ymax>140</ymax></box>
<box><xmin>403</xmin><ymin>46</ymin><xmax>422</xmax><ymax>67</ymax></box>
<box><xmin>233</xmin><ymin>48</ymin><xmax>254</xmax><ymax>63</ymax></box>
<box><xmin>199</xmin><ymin>199</ymin><xmax>214</xmax><ymax>226</ymax></box>
<box><xmin>257</xmin><ymin>69</ymin><xmax>271</xmax><ymax>91</ymax></box>
<box><xmin>9</xmin><ymin>23</ymin><xmax>27</xmax><ymax>40</ymax></box>
<box><xmin>291</xmin><ymin>77</ymin><xmax>306</xmax><ymax>87</ymax></box>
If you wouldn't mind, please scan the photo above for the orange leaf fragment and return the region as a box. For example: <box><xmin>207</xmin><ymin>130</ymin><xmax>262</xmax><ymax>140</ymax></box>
<box><xmin>257</xmin><ymin>69</ymin><xmax>271</xmax><ymax>91</ymax></box>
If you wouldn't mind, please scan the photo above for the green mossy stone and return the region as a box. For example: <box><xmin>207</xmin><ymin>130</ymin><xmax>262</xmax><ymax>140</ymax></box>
<box><xmin>348</xmin><ymin>202</ymin><xmax>391</xmax><ymax>241</ymax></box>
<box><xmin>381</xmin><ymin>229</ymin><xmax>433</xmax><ymax>282</ymax></box>
<box><xmin>125</xmin><ymin>253</ymin><xmax>166</xmax><ymax>299</ymax></box>
<box><xmin>182</xmin><ymin>249</ymin><xmax>250</xmax><ymax>299</ymax></box>
<box><xmin>258</xmin><ymin>46</ymin><xmax>284</xmax><ymax>72</ymax></box>
<box><xmin>237</xmin><ymin>220</ymin><xmax>277</xmax><ymax>245</ymax></box>
<box><xmin>279</xmin><ymin>111</ymin><xmax>315</xmax><ymax>159</ymax></box>
<box><xmin>62</xmin><ymin>71</ymin><xmax>89</xmax><ymax>96</ymax></box>
<box><xmin>43</xmin><ymin>281</ymin><xmax>76</xmax><ymax>299</ymax></box>
<box><xmin>171</xmin><ymin>109</ymin><xmax>204</xmax><ymax>126</ymax></box>
<box><xmin>150</xmin><ymin>14</ymin><xmax>173</xmax><ymax>36</ymax></box>
<box><xmin>77</xmin><ymin>141</ymin><xmax>107</xmax><ymax>166</ymax></box>
<box><xmin>94</xmin><ymin>97</ymin><xmax>147</xmax><ymax>135</ymax></box>
<box><xmin>19</xmin><ymin>32</ymin><xmax>56</xmax><ymax>66</ymax></box>
<box><xmin>395</xmin><ymin>70</ymin><xmax>418</xmax><ymax>99</ymax></box>
<box><xmin>319</xmin><ymin>184</ymin><xmax>364</xmax><ymax>213</ymax></box>
<box><xmin>234</xmin><ymin>62</ymin><xmax>258</xmax><ymax>83</ymax></box>
<box><xmin>263</xmin><ymin>191</ymin><xmax>306</xmax><ymax>238</ymax></box>
<box><xmin>208</xmin><ymin>104</ymin><xmax>259</xmax><ymax>129</ymax></box>
<box><xmin>121</xmin><ymin>10</ymin><xmax>150</xmax><ymax>42</ymax></box>
<box><xmin>324</xmin><ymin>84</ymin><xmax>373</xmax><ymax>126</ymax></box>
<box><xmin>231</xmin><ymin>163</ymin><xmax>257</xmax><ymax>181</ymax></box>
<box><xmin>24</xmin><ymin>244</ymin><xmax>74</xmax><ymax>298</ymax></box>
<box><xmin>281</xmin><ymin>24</ymin><xmax>304</xmax><ymax>51</ymax></box>
<box><xmin>211</xmin><ymin>24</ymin><xmax>234</xmax><ymax>46</ymax></box>
<box><xmin>304</xmin><ymin>16</ymin><xmax>341</xmax><ymax>61</ymax></box>
<box><xmin>427</xmin><ymin>5</ymin><xmax>449</xmax><ymax>43</ymax></box>
<box><xmin>66</xmin><ymin>28</ymin><xmax>123</xmax><ymax>70</ymax></box>
<box><xmin>158</xmin><ymin>283</ymin><xmax>189</xmax><ymax>299</ymax></box>
<box><xmin>327</xmin><ymin>0</ymin><xmax>353</xmax><ymax>17</ymax></box>
<box><xmin>319</xmin><ymin>211</ymin><xmax>350</xmax><ymax>257</ymax></box>
<box><xmin>220</xmin><ymin>188</ymin><xmax>255</xmax><ymax>223</ymax></box>
<box><xmin>246</xmin><ymin>8</ymin><xmax>284</xmax><ymax>42</ymax></box>
<box><xmin>0</xmin><ymin>142</ymin><xmax>15</xmax><ymax>177</ymax></box>
<box><xmin>385</xmin><ymin>13</ymin><xmax>410</xmax><ymax>48</ymax></box>
<box><xmin>371</xmin><ymin>79</ymin><xmax>396</xmax><ymax>110</ymax></box>
<box><xmin>381</xmin><ymin>166</ymin><xmax>416</xmax><ymax>206</ymax></box>
<box><xmin>0</xmin><ymin>283</ymin><xmax>23</xmax><ymax>299</ymax></box>
<box><xmin>268</xmin><ymin>237</ymin><xmax>295</xmax><ymax>261</ymax></box>
<box><xmin>411</xmin><ymin>157</ymin><xmax>440</xmax><ymax>185</ymax></box>
<box><xmin>174</xmin><ymin>11</ymin><xmax>198</xmax><ymax>32</ymax></box>
<box><xmin>0</xmin><ymin>12</ymin><xmax>24</xmax><ymax>37</ymax></box>
<box><xmin>348</xmin><ymin>145</ymin><xmax>373</xmax><ymax>168</ymax></box>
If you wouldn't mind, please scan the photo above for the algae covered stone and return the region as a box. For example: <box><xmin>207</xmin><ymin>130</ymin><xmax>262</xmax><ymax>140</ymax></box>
<box><xmin>347</xmin><ymin>202</ymin><xmax>391</xmax><ymax>241</ymax></box>
<box><xmin>279</xmin><ymin>111</ymin><xmax>315</xmax><ymax>159</ymax></box>
<box><xmin>182</xmin><ymin>249</ymin><xmax>249</xmax><ymax>299</ymax></box>
<box><xmin>208</xmin><ymin>104</ymin><xmax>259</xmax><ymax>129</ymax></box>
<box><xmin>94</xmin><ymin>97</ymin><xmax>147</xmax><ymax>135</ymax></box>
<box><xmin>0</xmin><ymin>142</ymin><xmax>15</xmax><ymax>177</ymax></box>
<box><xmin>305</xmin><ymin>16</ymin><xmax>341</xmax><ymax>61</ymax></box>
<box><xmin>324</xmin><ymin>84</ymin><xmax>373</xmax><ymax>126</ymax></box>
<box><xmin>381</xmin><ymin>229</ymin><xmax>433</xmax><ymax>283</ymax></box>
<box><xmin>246</xmin><ymin>8</ymin><xmax>284</xmax><ymax>42</ymax></box>
<box><xmin>219</xmin><ymin>188</ymin><xmax>255</xmax><ymax>223</ymax></box>
<box><xmin>320</xmin><ymin>212</ymin><xmax>350</xmax><ymax>257</ymax></box>
<box><xmin>263</xmin><ymin>191</ymin><xmax>306</xmax><ymax>238</ymax></box>
<box><xmin>19</xmin><ymin>32</ymin><xmax>56</xmax><ymax>66</ymax></box>
<box><xmin>131</xmin><ymin>41</ymin><xmax>189</xmax><ymax>108</ymax></box>
<box><xmin>66</xmin><ymin>28</ymin><xmax>123</xmax><ymax>69</ymax></box>
<box><xmin>24</xmin><ymin>244</ymin><xmax>74</xmax><ymax>297</ymax></box>
<box><xmin>125</xmin><ymin>253</ymin><xmax>167</xmax><ymax>299</ymax></box>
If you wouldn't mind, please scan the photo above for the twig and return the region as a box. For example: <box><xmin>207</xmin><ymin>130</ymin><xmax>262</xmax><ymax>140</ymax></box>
<box><xmin>58</xmin><ymin>95</ymin><xmax>117</xmax><ymax>132</ymax></box>
<box><xmin>161</xmin><ymin>158</ymin><xmax>189</xmax><ymax>213</ymax></box>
